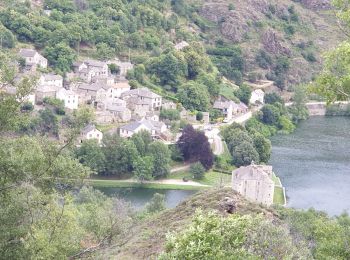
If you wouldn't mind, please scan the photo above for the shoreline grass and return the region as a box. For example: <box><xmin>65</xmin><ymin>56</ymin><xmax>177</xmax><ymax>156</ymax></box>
<box><xmin>87</xmin><ymin>179</ymin><xmax>208</xmax><ymax>190</ymax></box>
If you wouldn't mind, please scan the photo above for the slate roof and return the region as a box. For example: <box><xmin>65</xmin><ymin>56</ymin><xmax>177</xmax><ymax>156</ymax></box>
<box><xmin>121</xmin><ymin>87</ymin><xmax>161</xmax><ymax>99</ymax></box>
<box><xmin>81</xmin><ymin>124</ymin><xmax>98</xmax><ymax>135</ymax></box>
<box><xmin>42</xmin><ymin>74</ymin><xmax>63</xmax><ymax>81</ymax></box>
<box><xmin>19</xmin><ymin>49</ymin><xmax>37</xmax><ymax>58</ymax></box>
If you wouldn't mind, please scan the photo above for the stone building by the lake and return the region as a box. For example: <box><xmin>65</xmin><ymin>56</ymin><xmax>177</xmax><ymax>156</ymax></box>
<box><xmin>232</xmin><ymin>164</ymin><xmax>275</xmax><ymax>206</ymax></box>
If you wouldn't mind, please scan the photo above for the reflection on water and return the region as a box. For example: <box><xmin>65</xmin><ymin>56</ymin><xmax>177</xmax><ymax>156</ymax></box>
<box><xmin>270</xmin><ymin>116</ymin><xmax>350</xmax><ymax>215</ymax></box>
<box><xmin>96</xmin><ymin>187</ymin><xmax>196</xmax><ymax>209</ymax></box>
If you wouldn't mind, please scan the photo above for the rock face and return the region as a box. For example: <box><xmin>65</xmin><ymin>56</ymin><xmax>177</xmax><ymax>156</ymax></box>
<box><xmin>299</xmin><ymin>0</ymin><xmax>331</xmax><ymax>10</ymax></box>
<box><xmin>262</xmin><ymin>29</ymin><xmax>291</xmax><ymax>56</ymax></box>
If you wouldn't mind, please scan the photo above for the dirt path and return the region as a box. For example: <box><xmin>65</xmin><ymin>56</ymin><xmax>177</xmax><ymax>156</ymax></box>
<box><xmin>170</xmin><ymin>164</ymin><xmax>192</xmax><ymax>173</ymax></box>
<box><xmin>109</xmin><ymin>178</ymin><xmax>209</xmax><ymax>187</ymax></box>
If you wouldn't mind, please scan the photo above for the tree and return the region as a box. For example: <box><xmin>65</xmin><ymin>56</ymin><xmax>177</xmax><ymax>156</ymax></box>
<box><xmin>235</xmin><ymin>84</ymin><xmax>251</xmax><ymax>105</ymax></box>
<box><xmin>131</xmin><ymin>130</ymin><xmax>152</xmax><ymax>156</ymax></box>
<box><xmin>177</xmin><ymin>125</ymin><xmax>214</xmax><ymax>170</ymax></box>
<box><xmin>232</xmin><ymin>141</ymin><xmax>259</xmax><ymax>167</ymax></box>
<box><xmin>177</xmin><ymin>81</ymin><xmax>210</xmax><ymax>111</ymax></box>
<box><xmin>44</xmin><ymin>43</ymin><xmax>76</xmax><ymax>73</ymax></box>
<box><xmin>76</xmin><ymin>139</ymin><xmax>106</xmax><ymax>174</ymax></box>
<box><xmin>160</xmin><ymin>109</ymin><xmax>180</xmax><ymax>121</ymax></box>
<box><xmin>0</xmin><ymin>25</ymin><xmax>16</xmax><ymax>48</ymax></box>
<box><xmin>96</xmin><ymin>42</ymin><xmax>115</xmax><ymax>60</ymax></box>
<box><xmin>264</xmin><ymin>92</ymin><xmax>284</xmax><ymax>105</ymax></box>
<box><xmin>133</xmin><ymin>156</ymin><xmax>154</xmax><ymax>183</ymax></box>
<box><xmin>148</xmin><ymin>141</ymin><xmax>171</xmax><ymax>179</ymax></box>
<box><xmin>190</xmin><ymin>162</ymin><xmax>206</xmax><ymax>179</ymax></box>
<box><xmin>102</xmin><ymin>134</ymin><xmax>138</xmax><ymax>176</ymax></box>
<box><xmin>253</xmin><ymin>133</ymin><xmax>271</xmax><ymax>163</ymax></box>
<box><xmin>145</xmin><ymin>193</ymin><xmax>165</xmax><ymax>214</ymax></box>
<box><xmin>260</xmin><ymin>104</ymin><xmax>281</xmax><ymax>125</ymax></box>
<box><xmin>108</xmin><ymin>63</ymin><xmax>120</xmax><ymax>74</ymax></box>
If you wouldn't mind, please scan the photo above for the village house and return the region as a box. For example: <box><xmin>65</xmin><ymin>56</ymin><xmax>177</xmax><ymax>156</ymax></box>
<box><xmin>250</xmin><ymin>89</ymin><xmax>265</xmax><ymax>105</ymax></box>
<box><xmin>78</xmin><ymin>124</ymin><xmax>103</xmax><ymax>144</ymax></box>
<box><xmin>119</xmin><ymin>118</ymin><xmax>167</xmax><ymax>139</ymax></box>
<box><xmin>175</xmin><ymin>41</ymin><xmax>189</xmax><ymax>51</ymax></box>
<box><xmin>73</xmin><ymin>60</ymin><xmax>109</xmax><ymax>82</ymax></box>
<box><xmin>39</xmin><ymin>74</ymin><xmax>63</xmax><ymax>88</ymax></box>
<box><xmin>56</xmin><ymin>88</ymin><xmax>79</xmax><ymax>110</ymax></box>
<box><xmin>3</xmin><ymin>86</ymin><xmax>36</xmax><ymax>105</ymax></box>
<box><xmin>232</xmin><ymin>164</ymin><xmax>275</xmax><ymax>206</ymax></box>
<box><xmin>35</xmin><ymin>85</ymin><xmax>58</xmax><ymax>103</ymax></box>
<box><xmin>162</xmin><ymin>100</ymin><xmax>177</xmax><ymax>110</ymax></box>
<box><xmin>113</xmin><ymin>59</ymin><xmax>134</xmax><ymax>77</ymax></box>
<box><xmin>19</xmin><ymin>48</ymin><xmax>48</xmax><ymax>71</ymax></box>
<box><xmin>121</xmin><ymin>87</ymin><xmax>162</xmax><ymax>111</ymax></box>
<box><xmin>213</xmin><ymin>96</ymin><xmax>248</xmax><ymax>121</ymax></box>
<box><xmin>114</xmin><ymin>80</ymin><xmax>131</xmax><ymax>97</ymax></box>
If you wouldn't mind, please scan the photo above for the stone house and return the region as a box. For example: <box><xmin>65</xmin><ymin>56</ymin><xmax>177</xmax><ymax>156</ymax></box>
<box><xmin>121</xmin><ymin>87</ymin><xmax>162</xmax><ymax>111</ymax></box>
<box><xmin>73</xmin><ymin>60</ymin><xmax>109</xmax><ymax>82</ymax></box>
<box><xmin>119</xmin><ymin>119</ymin><xmax>167</xmax><ymax>139</ymax></box>
<box><xmin>162</xmin><ymin>100</ymin><xmax>177</xmax><ymax>110</ymax></box>
<box><xmin>250</xmin><ymin>89</ymin><xmax>265</xmax><ymax>105</ymax></box>
<box><xmin>78</xmin><ymin>124</ymin><xmax>103</xmax><ymax>144</ymax></box>
<box><xmin>56</xmin><ymin>88</ymin><xmax>79</xmax><ymax>110</ymax></box>
<box><xmin>39</xmin><ymin>74</ymin><xmax>63</xmax><ymax>89</ymax></box>
<box><xmin>232</xmin><ymin>164</ymin><xmax>275</xmax><ymax>206</ymax></box>
<box><xmin>213</xmin><ymin>96</ymin><xmax>248</xmax><ymax>120</ymax></box>
<box><xmin>35</xmin><ymin>85</ymin><xmax>58</xmax><ymax>103</ymax></box>
<box><xmin>109</xmin><ymin>59</ymin><xmax>134</xmax><ymax>77</ymax></box>
<box><xmin>19</xmin><ymin>49</ymin><xmax>48</xmax><ymax>71</ymax></box>
<box><xmin>3</xmin><ymin>86</ymin><xmax>35</xmax><ymax>105</ymax></box>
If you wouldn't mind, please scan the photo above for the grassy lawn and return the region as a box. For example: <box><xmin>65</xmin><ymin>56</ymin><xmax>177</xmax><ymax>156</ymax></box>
<box><xmin>274</xmin><ymin>186</ymin><xmax>285</xmax><ymax>205</ymax></box>
<box><xmin>272</xmin><ymin>173</ymin><xmax>282</xmax><ymax>186</ymax></box>
<box><xmin>87</xmin><ymin>179</ymin><xmax>207</xmax><ymax>190</ymax></box>
<box><xmin>169</xmin><ymin>170</ymin><xmax>232</xmax><ymax>187</ymax></box>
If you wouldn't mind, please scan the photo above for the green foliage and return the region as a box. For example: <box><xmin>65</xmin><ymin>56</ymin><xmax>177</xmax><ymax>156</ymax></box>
<box><xmin>264</xmin><ymin>92</ymin><xmax>284</xmax><ymax>105</ymax></box>
<box><xmin>235</xmin><ymin>84</ymin><xmax>252</xmax><ymax>105</ymax></box>
<box><xmin>160</xmin><ymin>108</ymin><xmax>180</xmax><ymax>121</ymax></box>
<box><xmin>160</xmin><ymin>210</ymin><xmax>311</xmax><ymax>259</ymax></box>
<box><xmin>313</xmin><ymin>41</ymin><xmax>350</xmax><ymax>102</ymax></box>
<box><xmin>256</xmin><ymin>49</ymin><xmax>273</xmax><ymax>69</ymax></box>
<box><xmin>103</xmin><ymin>134</ymin><xmax>138</xmax><ymax>176</ymax></box>
<box><xmin>44</xmin><ymin>43</ymin><xmax>76</xmax><ymax>74</ymax></box>
<box><xmin>253</xmin><ymin>133</ymin><xmax>271</xmax><ymax>163</ymax></box>
<box><xmin>96</xmin><ymin>42</ymin><xmax>115</xmax><ymax>60</ymax></box>
<box><xmin>148</xmin><ymin>141</ymin><xmax>171</xmax><ymax>179</ymax></box>
<box><xmin>190</xmin><ymin>162</ymin><xmax>206</xmax><ymax>180</ymax></box>
<box><xmin>289</xmin><ymin>84</ymin><xmax>309</xmax><ymax>123</ymax></box>
<box><xmin>177</xmin><ymin>81</ymin><xmax>210</xmax><ymax>111</ymax></box>
<box><xmin>145</xmin><ymin>193</ymin><xmax>166</xmax><ymax>214</ymax></box>
<box><xmin>0</xmin><ymin>23</ymin><xmax>16</xmax><ymax>48</ymax></box>
<box><xmin>261</xmin><ymin>104</ymin><xmax>281</xmax><ymax>125</ymax></box>
<box><xmin>133</xmin><ymin>156</ymin><xmax>154</xmax><ymax>183</ymax></box>
<box><xmin>76</xmin><ymin>139</ymin><xmax>106</xmax><ymax>174</ymax></box>
<box><xmin>232</xmin><ymin>141</ymin><xmax>259</xmax><ymax>167</ymax></box>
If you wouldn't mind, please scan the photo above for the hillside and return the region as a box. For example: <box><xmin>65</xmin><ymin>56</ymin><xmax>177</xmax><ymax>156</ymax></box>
<box><xmin>184</xmin><ymin>0</ymin><xmax>344</xmax><ymax>87</ymax></box>
<box><xmin>93</xmin><ymin>188</ymin><xmax>350</xmax><ymax>259</ymax></box>
<box><xmin>0</xmin><ymin>0</ymin><xmax>344</xmax><ymax>93</ymax></box>
<box><xmin>94</xmin><ymin>188</ymin><xmax>278</xmax><ymax>259</ymax></box>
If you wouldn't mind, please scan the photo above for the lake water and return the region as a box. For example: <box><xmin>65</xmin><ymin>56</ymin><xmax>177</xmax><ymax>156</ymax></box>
<box><xmin>96</xmin><ymin>187</ymin><xmax>196</xmax><ymax>209</ymax></box>
<box><xmin>270</xmin><ymin>116</ymin><xmax>350</xmax><ymax>215</ymax></box>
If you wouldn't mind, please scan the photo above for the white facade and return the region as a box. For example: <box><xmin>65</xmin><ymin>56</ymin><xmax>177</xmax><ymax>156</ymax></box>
<box><xmin>56</xmin><ymin>88</ymin><xmax>79</xmax><ymax>110</ymax></box>
<box><xmin>19</xmin><ymin>49</ymin><xmax>48</xmax><ymax>69</ymax></box>
<box><xmin>79</xmin><ymin>125</ymin><xmax>103</xmax><ymax>144</ymax></box>
<box><xmin>250</xmin><ymin>89</ymin><xmax>265</xmax><ymax>105</ymax></box>
<box><xmin>39</xmin><ymin>74</ymin><xmax>63</xmax><ymax>88</ymax></box>
<box><xmin>232</xmin><ymin>164</ymin><xmax>275</xmax><ymax>206</ymax></box>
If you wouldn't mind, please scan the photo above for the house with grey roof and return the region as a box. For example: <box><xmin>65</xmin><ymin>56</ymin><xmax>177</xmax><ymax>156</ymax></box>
<box><xmin>121</xmin><ymin>87</ymin><xmax>162</xmax><ymax>111</ymax></box>
<box><xmin>35</xmin><ymin>85</ymin><xmax>59</xmax><ymax>103</ymax></box>
<box><xmin>213</xmin><ymin>96</ymin><xmax>248</xmax><ymax>121</ymax></box>
<box><xmin>119</xmin><ymin>118</ymin><xmax>167</xmax><ymax>139</ymax></box>
<box><xmin>78</xmin><ymin>124</ymin><xmax>103</xmax><ymax>144</ymax></box>
<box><xmin>232</xmin><ymin>164</ymin><xmax>275</xmax><ymax>206</ymax></box>
<box><xmin>73</xmin><ymin>59</ymin><xmax>109</xmax><ymax>82</ymax></box>
<box><xmin>19</xmin><ymin>48</ymin><xmax>47</xmax><ymax>71</ymax></box>
<box><xmin>39</xmin><ymin>74</ymin><xmax>63</xmax><ymax>89</ymax></box>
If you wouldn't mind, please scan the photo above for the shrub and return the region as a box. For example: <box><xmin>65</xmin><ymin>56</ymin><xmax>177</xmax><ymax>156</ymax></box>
<box><xmin>190</xmin><ymin>162</ymin><xmax>206</xmax><ymax>179</ymax></box>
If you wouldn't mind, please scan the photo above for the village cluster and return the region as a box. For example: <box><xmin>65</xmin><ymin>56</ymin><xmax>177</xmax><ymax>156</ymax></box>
<box><xmin>10</xmin><ymin>47</ymin><xmax>265</xmax><ymax>145</ymax></box>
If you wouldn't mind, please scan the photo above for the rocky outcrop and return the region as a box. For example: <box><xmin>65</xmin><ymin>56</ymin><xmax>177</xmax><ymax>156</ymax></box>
<box><xmin>299</xmin><ymin>0</ymin><xmax>331</xmax><ymax>10</ymax></box>
<box><xmin>262</xmin><ymin>29</ymin><xmax>291</xmax><ymax>56</ymax></box>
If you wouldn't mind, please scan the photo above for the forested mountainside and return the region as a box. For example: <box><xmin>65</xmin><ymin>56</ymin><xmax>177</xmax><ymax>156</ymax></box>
<box><xmin>0</xmin><ymin>0</ymin><xmax>343</xmax><ymax>95</ymax></box>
